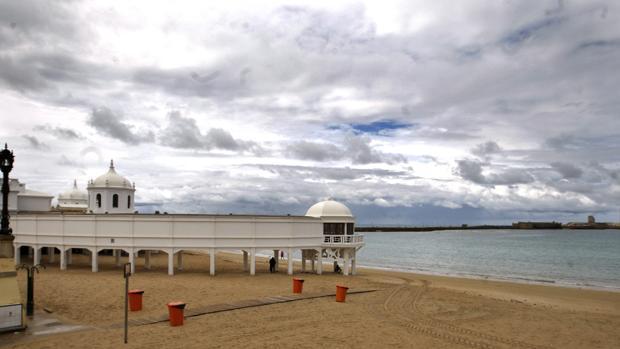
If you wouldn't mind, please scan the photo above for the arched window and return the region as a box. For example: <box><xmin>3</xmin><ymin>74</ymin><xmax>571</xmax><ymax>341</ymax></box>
<box><xmin>96</xmin><ymin>193</ymin><xmax>101</xmax><ymax>208</ymax></box>
<box><xmin>112</xmin><ymin>194</ymin><xmax>119</xmax><ymax>208</ymax></box>
<box><xmin>127</xmin><ymin>195</ymin><xmax>131</xmax><ymax>209</ymax></box>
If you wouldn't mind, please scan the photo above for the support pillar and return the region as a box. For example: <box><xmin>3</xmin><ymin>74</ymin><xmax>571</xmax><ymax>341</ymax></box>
<box><xmin>250</xmin><ymin>248</ymin><xmax>256</xmax><ymax>276</ymax></box>
<box><xmin>14</xmin><ymin>245</ymin><xmax>20</xmax><ymax>265</ymax></box>
<box><xmin>273</xmin><ymin>250</ymin><xmax>279</xmax><ymax>271</ymax></box>
<box><xmin>316</xmin><ymin>249</ymin><xmax>322</xmax><ymax>275</ymax></box>
<box><xmin>34</xmin><ymin>246</ymin><xmax>40</xmax><ymax>266</ymax></box>
<box><xmin>210</xmin><ymin>248</ymin><xmax>216</xmax><ymax>276</ymax></box>
<box><xmin>287</xmin><ymin>247</ymin><xmax>293</xmax><ymax>275</ymax></box>
<box><xmin>28</xmin><ymin>246</ymin><xmax>33</xmax><ymax>259</ymax></box>
<box><xmin>177</xmin><ymin>251</ymin><xmax>183</xmax><ymax>271</ymax></box>
<box><xmin>67</xmin><ymin>249</ymin><xmax>72</xmax><ymax>265</ymax></box>
<box><xmin>351</xmin><ymin>249</ymin><xmax>357</xmax><ymax>275</ymax></box>
<box><xmin>49</xmin><ymin>247</ymin><xmax>55</xmax><ymax>263</ymax></box>
<box><xmin>301</xmin><ymin>250</ymin><xmax>306</xmax><ymax>272</ymax></box>
<box><xmin>129</xmin><ymin>251</ymin><xmax>135</xmax><ymax>274</ymax></box>
<box><xmin>144</xmin><ymin>250</ymin><xmax>151</xmax><ymax>270</ymax></box>
<box><xmin>114</xmin><ymin>249</ymin><xmax>121</xmax><ymax>266</ymax></box>
<box><xmin>60</xmin><ymin>248</ymin><xmax>66</xmax><ymax>270</ymax></box>
<box><xmin>311</xmin><ymin>255</ymin><xmax>315</xmax><ymax>272</ymax></box>
<box><xmin>242</xmin><ymin>250</ymin><xmax>248</xmax><ymax>272</ymax></box>
<box><xmin>91</xmin><ymin>249</ymin><xmax>98</xmax><ymax>272</ymax></box>
<box><xmin>343</xmin><ymin>249</ymin><xmax>350</xmax><ymax>276</ymax></box>
<box><xmin>168</xmin><ymin>251</ymin><xmax>174</xmax><ymax>276</ymax></box>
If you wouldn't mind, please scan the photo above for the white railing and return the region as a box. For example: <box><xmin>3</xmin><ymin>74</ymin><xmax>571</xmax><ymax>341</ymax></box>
<box><xmin>323</xmin><ymin>234</ymin><xmax>364</xmax><ymax>245</ymax></box>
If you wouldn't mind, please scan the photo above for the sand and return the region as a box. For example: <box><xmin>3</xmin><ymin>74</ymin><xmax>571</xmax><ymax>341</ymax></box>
<box><xmin>1</xmin><ymin>251</ymin><xmax>619</xmax><ymax>349</ymax></box>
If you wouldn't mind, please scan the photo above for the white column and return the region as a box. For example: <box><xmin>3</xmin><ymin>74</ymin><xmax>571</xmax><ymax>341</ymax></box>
<box><xmin>91</xmin><ymin>249</ymin><xmax>98</xmax><ymax>272</ymax></box>
<box><xmin>34</xmin><ymin>246</ymin><xmax>40</xmax><ymax>265</ymax></box>
<box><xmin>210</xmin><ymin>248</ymin><xmax>216</xmax><ymax>276</ymax></box>
<box><xmin>14</xmin><ymin>245</ymin><xmax>20</xmax><ymax>265</ymax></box>
<box><xmin>168</xmin><ymin>251</ymin><xmax>174</xmax><ymax>276</ymax></box>
<box><xmin>67</xmin><ymin>249</ymin><xmax>72</xmax><ymax>265</ymax></box>
<box><xmin>311</xmin><ymin>255</ymin><xmax>315</xmax><ymax>272</ymax></box>
<box><xmin>287</xmin><ymin>247</ymin><xmax>293</xmax><ymax>275</ymax></box>
<box><xmin>49</xmin><ymin>247</ymin><xmax>55</xmax><ymax>263</ymax></box>
<box><xmin>177</xmin><ymin>251</ymin><xmax>183</xmax><ymax>271</ymax></box>
<box><xmin>301</xmin><ymin>250</ymin><xmax>306</xmax><ymax>272</ymax></box>
<box><xmin>28</xmin><ymin>246</ymin><xmax>33</xmax><ymax>259</ymax></box>
<box><xmin>351</xmin><ymin>249</ymin><xmax>357</xmax><ymax>275</ymax></box>
<box><xmin>316</xmin><ymin>249</ymin><xmax>322</xmax><ymax>275</ymax></box>
<box><xmin>343</xmin><ymin>249</ymin><xmax>350</xmax><ymax>276</ymax></box>
<box><xmin>250</xmin><ymin>248</ymin><xmax>256</xmax><ymax>276</ymax></box>
<box><xmin>60</xmin><ymin>248</ymin><xmax>66</xmax><ymax>270</ymax></box>
<box><xmin>145</xmin><ymin>251</ymin><xmax>151</xmax><ymax>270</ymax></box>
<box><xmin>242</xmin><ymin>250</ymin><xmax>248</xmax><ymax>272</ymax></box>
<box><xmin>129</xmin><ymin>251</ymin><xmax>136</xmax><ymax>274</ymax></box>
<box><xmin>114</xmin><ymin>250</ymin><xmax>121</xmax><ymax>266</ymax></box>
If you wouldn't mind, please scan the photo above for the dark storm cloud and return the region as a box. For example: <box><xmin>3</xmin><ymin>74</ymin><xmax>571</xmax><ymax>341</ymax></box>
<box><xmin>158</xmin><ymin>111</ymin><xmax>261</xmax><ymax>153</ymax></box>
<box><xmin>550</xmin><ymin>162</ymin><xmax>583</xmax><ymax>179</ymax></box>
<box><xmin>34</xmin><ymin>125</ymin><xmax>83</xmax><ymax>140</ymax></box>
<box><xmin>89</xmin><ymin>107</ymin><xmax>154</xmax><ymax>145</ymax></box>
<box><xmin>22</xmin><ymin>134</ymin><xmax>46</xmax><ymax>149</ymax></box>
<box><xmin>286</xmin><ymin>135</ymin><xmax>406</xmax><ymax>165</ymax></box>
<box><xmin>286</xmin><ymin>141</ymin><xmax>341</xmax><ymax>162</ymax></box>
<box><xmin>455</xmin><ymin>159</ymin><xmax>534</xmax><ymax>186</ymax></box>
<box><xmin>471</xmin><ymin>141</ymin><xmax>502</xmax><ymax>157</ymax></box>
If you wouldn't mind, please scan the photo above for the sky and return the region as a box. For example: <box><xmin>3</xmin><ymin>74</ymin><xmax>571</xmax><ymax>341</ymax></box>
<box><xmin>0</xmin><ymin>0</ymin><xmax>619</xmax><ymax>225</ymax></box>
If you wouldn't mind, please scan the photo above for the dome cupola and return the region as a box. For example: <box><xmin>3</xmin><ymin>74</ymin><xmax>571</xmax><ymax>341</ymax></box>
<box><xmin>87</xmin><ymin>160</ymin><xmax>136</xmax><ymax>213</ymax></box>
<box><xmin>306</xmin><ymin>200</ymin><xmax>353</xmax><ymax>218</ymax></box>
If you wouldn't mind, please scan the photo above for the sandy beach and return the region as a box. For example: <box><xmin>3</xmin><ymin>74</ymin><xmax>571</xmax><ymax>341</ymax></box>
<box><xmin>2</xmin><ymin>251</ymin><xmax>620</xmax><ymax>349</ymax></box>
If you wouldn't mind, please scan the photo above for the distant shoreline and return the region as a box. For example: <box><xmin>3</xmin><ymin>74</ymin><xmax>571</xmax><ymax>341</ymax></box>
<box><xmin>356</xmin><ymin>224</ymin><xmax>620</xmax><ymax>232</ymax></box>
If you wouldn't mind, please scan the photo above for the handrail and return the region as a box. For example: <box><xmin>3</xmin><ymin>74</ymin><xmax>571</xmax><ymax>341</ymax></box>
<box><xmin>323</xmin><ymin>234</ymin><xmax>364</xmax><ymax>244</ymax></box>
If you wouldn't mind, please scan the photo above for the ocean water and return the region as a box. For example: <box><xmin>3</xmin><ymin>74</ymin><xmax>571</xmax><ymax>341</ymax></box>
<box><xmin>356</xmin><ymin>229</ymin><xmax>620</xmax><ymax>290</ymax></box>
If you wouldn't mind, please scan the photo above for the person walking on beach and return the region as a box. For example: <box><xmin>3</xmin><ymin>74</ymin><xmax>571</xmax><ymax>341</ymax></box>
<box><xmin>269</xmin><ymin>256</ymin><xmax>276</xmax><ymax>273</ymax></box>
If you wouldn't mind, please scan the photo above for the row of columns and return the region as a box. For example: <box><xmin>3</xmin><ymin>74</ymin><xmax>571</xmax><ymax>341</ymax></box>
<box><xmin>15</xmin><ymin>245</ymin><xmax>356</xmax><ymax>276</ymax></box>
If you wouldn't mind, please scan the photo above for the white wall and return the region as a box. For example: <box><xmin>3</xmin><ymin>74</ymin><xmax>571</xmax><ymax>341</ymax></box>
<box><xmin>13</xmin><ymin>214</ymin><xmax>325</xmax><ymax>252</ymax></box>
<box><xmin>17</xmin><ymin>196</ymin><xmax>52</xmax><ymax>212</ymax></box>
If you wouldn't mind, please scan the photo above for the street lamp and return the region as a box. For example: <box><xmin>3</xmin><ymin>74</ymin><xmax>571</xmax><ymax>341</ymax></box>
<box><xmin>0</xmin><ymin>143</ymin><xmax>15</xmax><ymax>235</ymax></box>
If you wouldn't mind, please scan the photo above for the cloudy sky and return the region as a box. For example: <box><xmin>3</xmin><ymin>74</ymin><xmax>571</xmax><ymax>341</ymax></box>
<box><xmin>1</xmin><ymin>0</ymin><xmax>619</xmax><ymax>225</ymax></box>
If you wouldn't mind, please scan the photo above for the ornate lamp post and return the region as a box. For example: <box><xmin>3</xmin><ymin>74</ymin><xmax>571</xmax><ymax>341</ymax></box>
<box><xmin>0</xmin><ymin>143</ymin><xmax>15</xmax><ymax>257</ymax></box>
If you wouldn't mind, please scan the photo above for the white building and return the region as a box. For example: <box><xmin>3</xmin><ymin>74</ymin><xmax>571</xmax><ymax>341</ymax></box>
<box><xmin>57</xmin><ymin>180</ymin><xmax>88</xmax><ymax>212</ymax></box>
<box><xmin>0</xmin><ymin>178</ymin><xmax>52</xmax><ymax>212</ymax></box>
<box><xmin>12</xmin><ymin>163</ymin><xmax>364</xmax><ymax>276</ymax></box>
<box><xmin>87</xmin><ymin>160</ymin><xmax>135</xmax><ymax>214</ymax></box>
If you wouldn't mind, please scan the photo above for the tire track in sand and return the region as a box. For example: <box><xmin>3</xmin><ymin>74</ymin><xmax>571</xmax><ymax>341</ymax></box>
<box><xmin>382</xmin><ymin>279</ymin><xmax>553</xmax><ymax>349</ymax></box>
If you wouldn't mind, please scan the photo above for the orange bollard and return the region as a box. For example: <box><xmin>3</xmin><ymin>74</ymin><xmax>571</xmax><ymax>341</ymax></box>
<box><xmin>336</xmin><ymin>285</ymin><xmax>348</xmax><ymax>302</ymax></box>
<box><xmin>167</xmin><ymin>301</ymin><xmax>186</xmax><ymax>326</ymax></box>
<box><xmin>292</xmin><ymin>278</ymin><xmax>304</xmax><ymax>294</ymax></box>
<box><xmin>128</xmin><ymin>289</ymin><xmax>144</xmax><ymax>311</ymax></box>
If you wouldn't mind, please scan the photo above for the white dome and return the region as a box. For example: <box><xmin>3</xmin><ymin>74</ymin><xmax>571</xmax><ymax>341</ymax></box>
<box><xmin>58</xmin><ymin>180</ymin><xmax>87</xmax><ymax>200</ymax></box>
<box><xmin>305</xmin><ymin>200</ymin><xmax>353</xmax><ymax>218</ymax></box>
<box><xmin>89</xmin><ymin>160</ymin><xmax>134</xmax><ymax>189</ymax></box>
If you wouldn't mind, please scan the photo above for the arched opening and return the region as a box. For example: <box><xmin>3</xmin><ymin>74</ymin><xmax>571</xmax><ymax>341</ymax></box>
<box><xmin>127</xmin><ymin>195</ymin><xmax>131</xmax><ymax>208</ymax></box>
<box><xmin>112</xmin><ymin>194</ymin><xmax>119</xmax><ymax>208</ymax></box>
<box><xmin>96</xmin><ymin>193</ymin><xmax>101</xmax><ymax>208</ymax></box>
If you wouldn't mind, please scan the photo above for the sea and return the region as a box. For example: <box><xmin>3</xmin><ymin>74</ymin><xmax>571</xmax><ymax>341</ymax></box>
<box><xmin>356</xmin><ymin>229</ymin><xmax>620</xmax><ymax>291</ymax></box>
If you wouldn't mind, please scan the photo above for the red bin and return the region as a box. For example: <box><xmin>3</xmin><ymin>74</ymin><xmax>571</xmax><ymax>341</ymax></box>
<box><xmin>128</xmin><ymin>289</ymin><xmax>144</xmax><ymax>311</ymax></box>
<box><xmin>292</xmin><ymin>278</ymin><xmax>304</xmax><ymax>294</ymax></box>
<box><xmin>336</xmin><ymin>285</ymin><xmax>348</xmax><ymax>302</ymax></box>
<box><xmin>167</xmin><ymin>301</ymin><xmax>186</xmax><ymax>326</ymax></box>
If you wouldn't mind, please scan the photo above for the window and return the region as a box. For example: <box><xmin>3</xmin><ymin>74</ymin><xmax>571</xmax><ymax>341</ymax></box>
<box><xmin>127</xmin><ymin>195</ymin><xmax>131</xmax><ymax>209</ymax></box>
<box><xmin>323</xmin><ymin>223</ymin><xmax>345</xmax><ymax>235</ymax></box>
<box><xmin>346</xmin><ymin>223</ymin><xmax>355</xmax><ymax>235</ymax></box>
<box><xmin>96</xmin><ymin>193</ymin><xmax>101</xmax><ymax>208</ymax></box>
<box><xmin>112</xmin><ymin>194</ymin><xmax>119</xmax><ymax>208</ymax></box>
